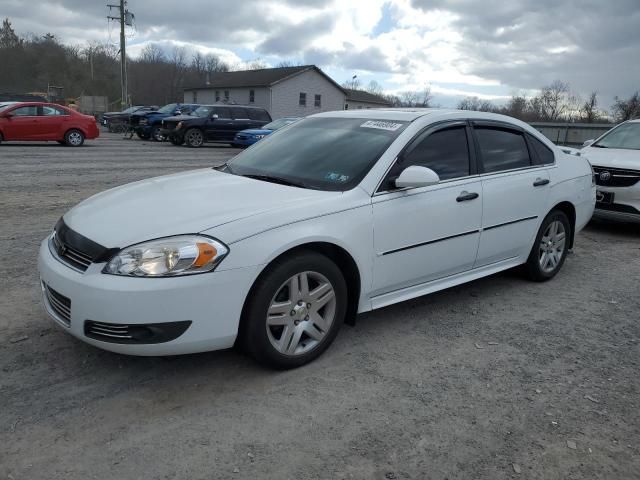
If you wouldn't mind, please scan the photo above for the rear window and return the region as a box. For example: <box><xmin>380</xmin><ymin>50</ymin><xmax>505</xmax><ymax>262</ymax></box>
<box><xmin>213</xmin><ymin>107</ymin><xmax>231</xmax><ymax>119</ymax></box>
<box><xmin>475</xmin><ymin>127</ymin><xmax>532</xmax><ymax>173</ymax></box>
<box><xmin>230</xmin><ymin>107</ymin><xmax>249</xmax><ymax>119</ymax></box>
<box><xmin>527</xmin><ymin>134</ymin><xmax>555</xmax><ymax>164</ymax></box>
<box><xmin>247</xmin><ymin>109</ymin><xmax>270</xmax><ymax>121</ymax></box>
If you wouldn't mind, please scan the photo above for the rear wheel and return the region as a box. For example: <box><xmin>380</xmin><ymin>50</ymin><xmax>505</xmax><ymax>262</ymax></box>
<box><xmin>525</xmin><ymin>210</ymin><xmax>571</xmax><ymax>281</ymax></box>
<box><xmin>64</xmin><ymin>129</ymin><xmax>85</xmax><ymax>147</ymax></box>
<box><xmin>241</xmin><ymin>251</ymin><xmax>347</xmax><ymax>369</ymax></box>
<box><xmin>184</xmin><ymin>128</ymin><xmax>204</xmax><ymax>148</ymax></box>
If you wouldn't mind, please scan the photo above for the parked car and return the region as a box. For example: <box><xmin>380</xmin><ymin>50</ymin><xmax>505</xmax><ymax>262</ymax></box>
<box><xmin>232</xmin><ymin>117</ymin><xmax>300</xmax><ymax>147</ymax></box>
<box><xmin>161</xmin><ymin>105</ymin><xmax>272</xmax><ymax>147</ymax></box>
<box><xmin>101</xmin><ymin>105</ymin><xmax>157</xmax><ymax>130</ymax></box>
<box><xmin>38</xmin><ymin>109</ymin><xmax>595</xmax><ymax>368</ymax></box>
<box><xmin>130</xmin><ymin>103</ymin><xmax>199</xmax><ymax>141</ymax></box>
<box><xmin>580</xmin><ymin>120</ymin><xmax>640</xmax><ymax>223</ymax></box>
<box><xmin>0</xmin><ymin>102</ymin><xmax>99</xmax><ymax>146</ymax></box>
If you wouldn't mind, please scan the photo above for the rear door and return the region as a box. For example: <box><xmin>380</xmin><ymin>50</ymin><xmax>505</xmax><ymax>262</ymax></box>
<box><xmin>3</xmin><ymin>105</ymin><xmax>41</xmax><ymax>140</ymax></box>
<box><xmin>473</xmin><ymin>122</ymin><xmax>552</xmax><ymax>266</ymax></box>
<box><xmin>39</xmin><ymin>105</ymin><xmax>70</xmax><ymax>138</ymax></box>
<box><xmin>247</xmin><ymin>108</ymin><xmax>271</xmax><ymax>129</ymax></box>
<box><xmin>229</xmin><ymin>107</ymin><xmax>252</xmax><ymax>138</ymax></box>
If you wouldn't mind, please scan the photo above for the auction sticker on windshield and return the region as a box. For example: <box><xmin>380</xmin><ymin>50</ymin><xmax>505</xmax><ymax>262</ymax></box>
<box><xmin>360</xmin><ymin>120</ymin><xmax>404</xmax><ymax>131</ymax></box>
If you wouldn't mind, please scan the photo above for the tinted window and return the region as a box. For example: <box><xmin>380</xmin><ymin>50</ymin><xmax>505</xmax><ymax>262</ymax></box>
<box><xmin>228</xmin><ymin>117</ymin><xmax>408</xmax><ymax>191</ymax></box>
<box><xmin>42</xmin><ymin>106</ymin><xmax>67</xmax><ymax>116</ymax></box>
<box><xmin>476</xmin><ymin>127</ymin><xmax>531</xmax><ymax>173</ymax></box>
<box><xmin>527</xmin><ymin>134</ymin><xmax>555</xmax><ymax>164</ymax></box>
<box><xmin>247</xmin><ymin>109</ymin><xmax>270</xmax><ymax>121</ymax></box>
<box><xmin>230</xmin><ymin>107</ymin><xmax>249</xmax><ymax>119</ymax></box>
<box><xmin>213</xmin><ymin>107</ymin><xmax>231</xmax><ymax>119</ymax></box>
<box><xmin>402</xmin><ymin>126</ymin><xmax>470</xmax><ymax>180</ymax></box>
<box><xmin>12</xmin><ymin>106</ymin><xmax>38</xmax><ymax>116</ymax></box>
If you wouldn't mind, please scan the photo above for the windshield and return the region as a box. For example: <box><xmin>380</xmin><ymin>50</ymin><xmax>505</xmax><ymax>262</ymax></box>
<box><xmin>227</xmin><ymin>117</ymin><xmax>408</xmax><ymax>191</ymax></box>
<box><xmin>262</xmin><ymin>118</ymin><xmax>298</xmax><ymax>130</ymax></box>
<box><xmin>157</xmin><ymin>103</ymin><xmax>177</xmax><ymax>114</ymax></box>
<box><xmin>0</xmin><ymin>104</ymin><xmax>14</xmax><ymax>112</ymax></box>
<box><xmin>192</xmin><ymin>106</ymin><xmax>214</xmax><ymax>117</ymax></box>
<box><xmin>594</xmin><ymin>122</ymin><xmax>640</xmax><ymax>150</ymax></box>
<box><xmin>121</xmin><ymin>106</ymin><xmax>138</xmax><ymax>114</ymax></box>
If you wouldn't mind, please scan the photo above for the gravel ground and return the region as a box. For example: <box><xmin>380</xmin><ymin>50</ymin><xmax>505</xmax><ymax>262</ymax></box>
<box><xmin>1</xmin><ymin>132</ymin><xmax>639</xmax><ymax>479</ymax></box>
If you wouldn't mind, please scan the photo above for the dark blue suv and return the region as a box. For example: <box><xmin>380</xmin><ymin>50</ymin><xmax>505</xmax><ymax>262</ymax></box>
<box><xmin>130</xmin><ymin>103</ymin><xmax>199</xmax><ymax>141</ymax></box>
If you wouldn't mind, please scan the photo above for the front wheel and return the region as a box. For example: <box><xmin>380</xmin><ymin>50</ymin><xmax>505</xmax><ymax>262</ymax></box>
<box><xmin>241</xmin><ymin>251</ymin><xmax>348</xmax><ymax>369</ymax></box>
<box><xmin>184</xmin><ymin>128</ymin><xmax>204</xmax><ymax>148</ymax></box>
<box><xmin>151</xmin><ymin>126</ymin><xmax>165</xmax><ymax>142</ymax></box>
<box><xmin>64</xmin><ymin>129</ymin><xmax>85</xmax><ymax>147</ymax></box>
<box><xmin>525</xmin><ymin>210</ymin><xmax>571</xmax><ymax>281</ymax></box>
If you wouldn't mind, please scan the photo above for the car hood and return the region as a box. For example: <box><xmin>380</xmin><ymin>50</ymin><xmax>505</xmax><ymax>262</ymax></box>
<box><xmin>63</xmin><ymin>169</ymin><xmax>337</xmax><ymax>248</ymax></box>
<box><xmin>238</xmin><ymin>129</ymin><xmax>273</xmax><ymax>136</ymax></box>
<box><xmin>581</xmin><ymin>147</ymin><xmax>640</xmax><ymax>169</ymax></box>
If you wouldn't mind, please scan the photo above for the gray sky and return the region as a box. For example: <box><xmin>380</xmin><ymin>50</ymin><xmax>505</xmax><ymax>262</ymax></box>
<box><xmin>2</xmin><ymin>0</ymin><xmax>639</xmax><ymax>107</ymax></box>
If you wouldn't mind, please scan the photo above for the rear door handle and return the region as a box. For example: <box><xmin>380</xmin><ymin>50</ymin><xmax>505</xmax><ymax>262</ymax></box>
<box><xmin>456</xmin><ymin>191</ymin><xmax>479</xmax><ymax>202</ymax></box>
<box><xmin>533</xmin><ymin>178</ymin><xmax>550</xmax><ymax>187</ymax></box>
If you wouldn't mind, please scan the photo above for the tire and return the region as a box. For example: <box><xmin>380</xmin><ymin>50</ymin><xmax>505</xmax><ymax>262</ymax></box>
<box><xmin>136</xmin><ymin>131</ymin><xmax>150</xmax><ymax>140</ymax></box>
<box><xmin>64</xmin><ymin>129</ymin><xmax>85</xmax><ymax>147</ymax></box>
<box><xmin>184</xmin><ymin>128</ymin><xmax>204</xmax><ymax>148</ymax></box>
<box><xmin>525</xmin><ymin>210</ymin><xmax>571</xmax><ymax>281</ymax></box>
<box><xmin>241</xmin><ymin>251</ymin><xmax>348</xmax><ymax>369</ymax></box>
<box><xmin>0</xmin><ymin>132</ymin><xmax>3</xmax><ymax>144</ymax></box>
<box><xmin>151</xmin><ymin>125</ymin><xmax>164</xmax><ymax>142</ymax></box>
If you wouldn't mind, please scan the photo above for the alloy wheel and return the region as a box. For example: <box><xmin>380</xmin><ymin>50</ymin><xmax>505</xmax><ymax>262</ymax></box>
<box><xmin>186</xmin><ymin>130</ymin><xmax>203</xmax><ymax>147</ymax></box>
<box><xmin>539</xmin><ymin>220</ymin><xmax>566</xmax><ymax>273</ymax></box>
<box><xmin>67</xmin><ymin>131</ymin><xmax>83</xmax><ymax>146</ymax></box>
<box><xmin>266</xmin><ymin>271</ymin><xmax>336</xmax><ymax>356</ymax></box>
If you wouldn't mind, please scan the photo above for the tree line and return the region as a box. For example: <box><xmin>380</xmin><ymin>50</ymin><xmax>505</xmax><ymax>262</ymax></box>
<box><xmin>1</xmin><ymin>17</ymin><xmax>638</xmax><ymax>121</ymax></box>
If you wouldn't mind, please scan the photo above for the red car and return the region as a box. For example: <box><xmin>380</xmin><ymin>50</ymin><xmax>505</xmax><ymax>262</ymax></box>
<box><xmin>0</xmin><ymin>102</ymin><xmax>99</xmax><ymax>146</ymax></box>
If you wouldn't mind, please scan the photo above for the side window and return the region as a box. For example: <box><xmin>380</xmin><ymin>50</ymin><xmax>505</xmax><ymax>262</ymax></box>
<box><xmin>41</xmin><ymin>106</ymin><xmax>67</xmax><ymax>116</ymax></box>
<box><xmin>247</xmin><ymin>109</ymin><xmax>270</xmax><ymax>121</ymax></box>
<box><xmin>230</xmin><ymin>107</ymin><xmax>248</xmax><ymax>119</ymax></box>
<box><xmin>475</xmin><ymin>127</ymin><xmax>531</xmax><ymax>173</ymax></box>
<box><xmin>526</xmin><ymin>133</ymin><xmax>555</xmax><ymax>165</ymax></box>
<box><xmin>402</xmin><ymin>126</ymin><xmax>470</xmax><ymax>181</ymax></box>
<box><xmin>213</xmin><ymin>107</ymin><xmax>231</xmax><ymax>119</ymax></box>
<box><xmin>299</xmin><ymin>92</ymin><xmax>306</xmax><ymax>106</ymax></box>
<box><xmin>11</xmin><ymin>106</ymin><xmax>38</xmax><ymax>116</ymax></box>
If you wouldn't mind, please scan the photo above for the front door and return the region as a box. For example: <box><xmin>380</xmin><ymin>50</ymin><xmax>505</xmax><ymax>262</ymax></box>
<box><xmin>3</xmin><ymin>105</ymin><xmax>41</xmax><ymax>140</ymax></box>
<box><xmin>472</xmin><ymin>124</ymin><xmax>552</xmax><ymax>266</ymax></box>
<box><xmin>371</xmin><ymin>123</ymin><xmax>482</xmax><ymax>298</ymax></box>
<box><xmin>206</xmin><ymin>107</ymin><xmax>233</xmax><ymax>141</ymax></box>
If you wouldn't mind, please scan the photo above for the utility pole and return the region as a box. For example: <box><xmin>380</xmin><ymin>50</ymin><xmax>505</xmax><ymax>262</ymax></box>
<box><xmin>108</xmin><ymin>1</ymin><xmax>133</xmax><ymax>108</ymax></box>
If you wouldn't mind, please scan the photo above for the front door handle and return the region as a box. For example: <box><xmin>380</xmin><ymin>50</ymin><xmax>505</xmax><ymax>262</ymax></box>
<box><xmin>457</xmin><ymin>191</ymin><xmax>479</xmax><ymax>202</ymax></box>
<box><xmin>533</xmin><ymin>178</ymin><xmax>550</xmax><ymax>187</ymax></box>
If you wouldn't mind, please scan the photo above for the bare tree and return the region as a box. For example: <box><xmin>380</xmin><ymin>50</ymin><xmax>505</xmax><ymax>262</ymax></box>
<box><xmin>457</xmin><ymin>96</ymin><xmax>494</xmax><ymax>112</ymax></box>
<box><xmin>366</xmin><ymin>80</ymin><xmax>383</xmax><ymax>96</ymax></box>
<box><xmin>579</xmin><ymin>92</ymin><xmax>600</xmax><ymax>123</ymax></box>
<box><xmin>536</xmin><ymin>80</ymin><xmax>570</xmax><ymax>121</ymax></box>
<box><xmin>246</xmin><ymin>59</ymin><xmax>268</xmax><ymax>70</ymax></box>
<box><xmin>275</xmin><ymin>60</ymin><xmax>303</xmax><ymax>68</ymax></box>
<box><xmin>140</xmin><ymin>43</ymin><xmax>165</xmax><ymax>63</ymax></box>
<box><xmin>0</xmin><ymin>18</ymin><xmax>21</xmax><ymax>48</ymax></box>
<box><xmin>612</xmin><ymin>92</ymin><xmax>640</xmax><ymax>121</ymax></box>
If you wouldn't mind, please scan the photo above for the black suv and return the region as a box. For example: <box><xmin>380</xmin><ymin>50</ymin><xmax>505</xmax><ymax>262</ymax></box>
<box><xmin>161</xmin><ymin>105</ymin><xmax>272</xmax><ymax>147</ymax></box>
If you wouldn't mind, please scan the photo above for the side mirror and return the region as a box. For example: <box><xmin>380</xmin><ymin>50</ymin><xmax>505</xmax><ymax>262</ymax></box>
<box><xmin>395</xmin><ymin>166</ymin><xmax>440</xmax><ymax>189</ymax></box>
<box><xmin>583</xmin><ymin>139</ymin><xmax>594</xmax><ymax>147</ymax></box>
<box><xmin>210</xmin><ymin>114</ymin><xmax>219</xmax><ymax>120</ymax></box>
<box><xmin>175</xmin><ymin>110</ymin><xmax>182</xmax><ymax>116</ymax></box>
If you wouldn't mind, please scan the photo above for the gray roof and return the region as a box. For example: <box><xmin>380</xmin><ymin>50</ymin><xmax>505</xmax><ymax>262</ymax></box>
<box><xmin>185</xmin><ymin>65</ymin><xmax>343</xmax><ymax>92</ymax></box>
<box><xmin>344</xmin><ymin>89</ymin><xmax>391</xmax><ymax>106</ymax></box>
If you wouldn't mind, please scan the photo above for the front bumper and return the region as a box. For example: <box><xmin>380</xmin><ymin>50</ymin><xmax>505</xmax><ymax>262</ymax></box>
<box><xmin>594</xmin><ymin>183</ymin><xmax>640</xmax><ymax>223</ymax></box>
<box><xmin>38</xmin><ymin>238</ymin><xmax>260</xmax><ymax>356</ymax></box>
<box><xmin>160</xmin><ymin>127</ymin><xmax>182</xmax><ymax>139</ymax></box>
<box><xmin>133</xmin><ymin>125</ymin><xmax>152</xmax><ymax>136</ymax></box>
<box><xmin>233</xmin><ymin>136</ymin><xmax>260</xmax><ymax>146</ymax></box>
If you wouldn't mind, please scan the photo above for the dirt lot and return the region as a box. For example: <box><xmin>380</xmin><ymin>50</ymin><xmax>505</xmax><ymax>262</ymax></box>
<box><xmin>1</xmin><ymin>132</ymin><xmax>639</xmax><ymax>479</ymax></box>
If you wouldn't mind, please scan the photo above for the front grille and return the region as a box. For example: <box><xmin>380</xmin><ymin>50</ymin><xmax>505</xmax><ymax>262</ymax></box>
<box><xmin>85</xmin><ymin>321</ymin><xmax>134</xmax><ymax>341</ymax></box>
<box><xmin>129</xmin><ymin>115</ymin><xmax>140</xmax><ymax>126</ymax></box>
<box><xmin>43</xmin><ymin>283</ymin><xmax>71</xmax><ymax>326</ymax></box>
<box><xmin>592</xmin><ymin>166</ymin><xmax>640</xmax><ymax>187</ymax></box>
<box><xmin>236</xmin><ymin>134</ymin><xmax>248</xmax><ymax>140</ymax></box>
<box><xmin>52</xmin><ymin>232</ymin><xmax>92</xmax><ymax>272</ymax></box>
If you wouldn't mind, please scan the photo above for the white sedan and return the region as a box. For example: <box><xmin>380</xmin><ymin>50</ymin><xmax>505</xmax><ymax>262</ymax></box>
<box><xmin>38</xmin><ymin>109</ymin><xmax>595</xmax><ymax>368</ymax></box>
<box><xmin>580</xmin><ymin>119</ymin><xmax>640</xmax><ymax>223</ymax></box>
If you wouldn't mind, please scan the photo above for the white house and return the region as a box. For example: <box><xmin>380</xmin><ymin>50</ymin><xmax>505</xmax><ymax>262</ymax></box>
<box><xmin>344</xmin><ymin>88</ymin><xmax>392</xmax><ymax>110</ymax></box>
<box><xmin>183</xmin><ymin>65</ymin><xmax>390</xmax><ymax>119</ymax></box>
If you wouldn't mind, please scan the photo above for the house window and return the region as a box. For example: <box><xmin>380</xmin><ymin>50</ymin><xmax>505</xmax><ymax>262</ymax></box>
<box><xmin>215</xmin><ymin>90</ymin><xmax>220</xmax><ymax>102</ymax></box>
<box><xmin>249</xmin><ymin>90</ymin><xmax>255</xmax><ymax>103</ymax></box>
<box><xmin>314</xmin><ymin>94</ymin><xmax>321</xmax><ymax>107</ymax></box>
<box><xmin>224</xmin><ymin>90</ymin><xmax>229</xmax><ymax>101</ymax></box>
<box><xmin>345</xmin><ymin>103</ymin><xmax>349</xmax><ymax>110</ymax></box>
<box><xmin>193</xmin><ymin>91</ymin><xmax>197</xmax><ymax>103</ymax></box>
<box><xmin>299</xmin><ymin>92</ymin><xmax>306</xmax><ymax>106</ymax></box>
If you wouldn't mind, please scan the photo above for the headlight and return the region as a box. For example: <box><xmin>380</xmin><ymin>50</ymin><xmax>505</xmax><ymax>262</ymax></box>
<box><xmin>139</xmin><ymin>118</ymin><xmax>148</xmax><ymax>125</ymax></box>
<box><xmin>103</xmin><ymin>235</ymin><xmax>229</xmax><ymax>277</ymax></box>
<box><xmin>177</xmin><ymin>121</ymin><xmax>183</xmax><ymax>129</ymax></box>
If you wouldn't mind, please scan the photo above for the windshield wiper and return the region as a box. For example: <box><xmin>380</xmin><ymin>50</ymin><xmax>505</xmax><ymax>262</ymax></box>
<box><xmin>241</xmin><ymin>174</ymin><xmax>308</xmax><ymax>189</ymax></box>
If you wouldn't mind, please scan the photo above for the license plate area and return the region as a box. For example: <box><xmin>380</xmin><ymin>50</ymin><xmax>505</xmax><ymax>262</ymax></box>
<box><xmin>596</xmin><ymin>190</ymin><xmax>614</xmax><ymax>204</ymax></box>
